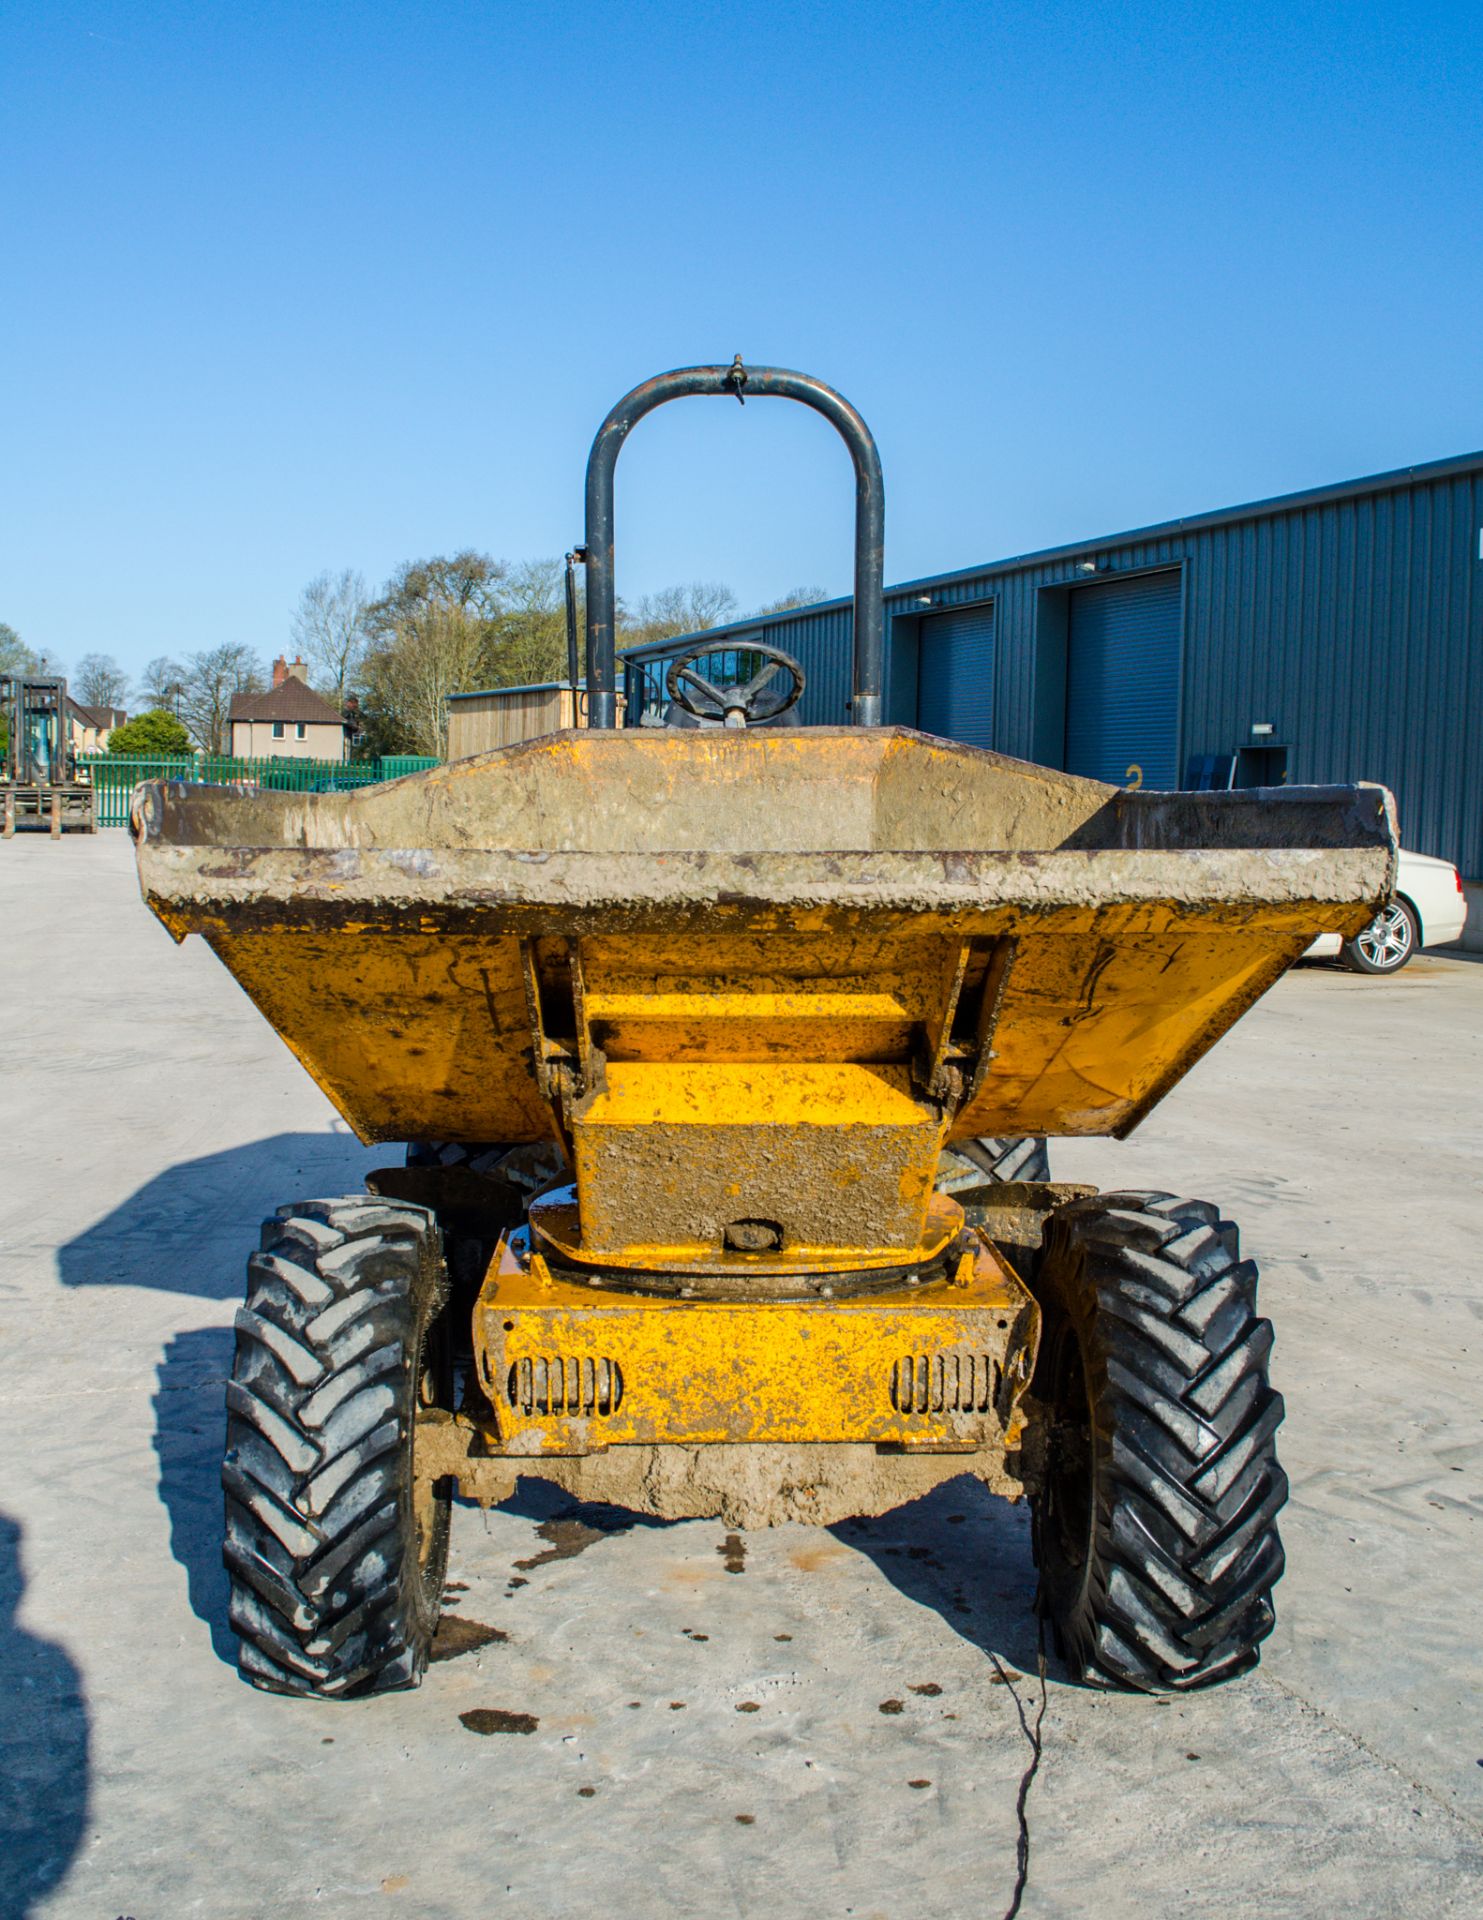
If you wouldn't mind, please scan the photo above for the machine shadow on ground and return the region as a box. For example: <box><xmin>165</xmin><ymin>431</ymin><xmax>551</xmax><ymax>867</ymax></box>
<box><xmin>56</xmin><ymin>1134</ymin><xmax>384</xmax><ymax>1674</ymax></box>
<box><xmin>833</xmin><ymin>1480</ymin><xmax>1046</xmax><ymax>1677</ymax></box>
<box><xmin>0</xmin><ymin>1513</ymin><xmax>91</xmax><ymax>1920</ymax></box>
<box><xmin>56</xmin><ymin>1131</ymin><xmax>378</xmax><ymax>1300</ymax></box>
<box><xmin>153</xmin><ymin>1327</ymin><xmax>238</xmax><ymax>1667</ymax></box>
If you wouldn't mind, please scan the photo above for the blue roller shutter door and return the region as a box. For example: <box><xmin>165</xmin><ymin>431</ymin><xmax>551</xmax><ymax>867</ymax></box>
<box><xmin>916</xmin><ymin>603</ymin><xmax>995</xmax><ymax>747</ymax></box>
<box><xmin>1065</xmin><ymin>570</ymin><xmax>1182</xmax><ymax>788</ymax></box>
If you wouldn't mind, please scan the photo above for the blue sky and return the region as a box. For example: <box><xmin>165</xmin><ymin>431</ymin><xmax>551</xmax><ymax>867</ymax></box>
<box><xmin>3</xmin><ymin>0</ymin><xmax>1480</xmax><ymax>682</ymax></box>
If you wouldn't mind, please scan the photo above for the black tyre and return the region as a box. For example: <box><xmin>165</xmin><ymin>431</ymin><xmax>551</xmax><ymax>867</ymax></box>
<box><xmin>1341</xmin><ymin>897</ymin><xmax>1418</xmax><ymax>975</ymax></box>
<box><xmin>938</xmin><ymin>1134</ymin><xmax>1051</xmax><ymax>1189</ymax></box>
<box><xmin>403</xmin><ymin>1139</ymin><xmax>566</xmax><ymax>1196</ymax></box>
<box><xmin>401</xmin><ymin>1140</ymin><xmax>566</xmax><ymax>1302</ymax></box>
<box><xmin>1030</xmin><ymin>1190</ymin><xmax>1286</xmax><ymax>1691</ymax></box>
<box><xmin>404</xmin><ymin>1140</ymin><xmax>507</xmax><ymax>1174</ymax></box>
<box><xmin>222</xmin><ymin>1197</ymin><xmax>452</xmax><ymax>1697</ymax></box>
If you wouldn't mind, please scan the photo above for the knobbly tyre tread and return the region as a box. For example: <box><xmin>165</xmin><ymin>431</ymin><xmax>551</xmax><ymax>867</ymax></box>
<box><xmin>222</xmin><ymin>1197</ymin><xmax>451</xmax><ymax>1697</ymax></box>
<box><xmin>400</xmin><ymin>1139</ymin><xmax>568</xmax><ymax>1303</ymax></box>
<box><xmin>938</xmin><ymin>1135</ymin><xmax>1052</xmax><ymax>1188</ymax></box>
<box><xmin>1030</xmin><ymin>1189</ymin><xmax>1287</xmax><ymax>1691</ymax></box>
<box><xmin>404</xmin><ymin>1140</ymin><xmax>508</xmax><ymax>1175</ymax></box>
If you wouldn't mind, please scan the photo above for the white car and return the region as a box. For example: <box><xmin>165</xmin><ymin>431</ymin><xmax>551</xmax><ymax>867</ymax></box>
<box><xmin>1306</xmin><ymin>847</ymin><xmax>1467</xmax><ymax>975</ymax></box>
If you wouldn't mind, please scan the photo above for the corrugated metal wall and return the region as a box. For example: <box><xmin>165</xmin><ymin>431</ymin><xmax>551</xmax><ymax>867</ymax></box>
<box><xmin>1177</xmin><ymin>474</ymin><xmax>1483</xmax><ymax>881</ymax></box>
<box><xmin>769</xmin><ymin>607</ymin><xmax>856</xmax><ymax>725</ymax></box>
<box><xmin>685</xmin><ymin>456</ymin><xmax>1483</xmax><ymax>877</ymax></box>
<box><xmin>916</xmin><ymin>604</ymin><xmax>997</xmax><ymax>746</ymax></box>
<box><xmin>1064</xmin><ymin>570</ymin><xmax>1183</xmax><ymax>787</ymax></box>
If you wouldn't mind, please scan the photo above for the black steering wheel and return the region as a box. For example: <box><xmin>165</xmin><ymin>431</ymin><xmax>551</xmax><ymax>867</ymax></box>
<box><xmin>664</xmin><ymin>643</ymin><xmax>806</xmax><ymax>728</ymax></box>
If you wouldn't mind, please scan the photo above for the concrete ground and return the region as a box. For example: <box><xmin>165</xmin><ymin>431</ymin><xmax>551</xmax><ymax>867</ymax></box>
<box><xmin>2</xmin><ymin>831</ymin><xmax>1481</xmax><ymax>1920</ymax></box>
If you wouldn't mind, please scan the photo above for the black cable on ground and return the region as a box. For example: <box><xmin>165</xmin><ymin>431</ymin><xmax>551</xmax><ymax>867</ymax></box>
<box><xmin>990</xmin><ymin>1615</ymin><xmax>1049</xmax><ymax>1920</ymax></box>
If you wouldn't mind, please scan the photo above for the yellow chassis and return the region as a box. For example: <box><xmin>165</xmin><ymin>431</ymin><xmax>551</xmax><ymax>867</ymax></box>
<box><xmin>465</xmin><ymin>1218</ymin><xmax>1040</xmax><ymax>1458</ymax></box>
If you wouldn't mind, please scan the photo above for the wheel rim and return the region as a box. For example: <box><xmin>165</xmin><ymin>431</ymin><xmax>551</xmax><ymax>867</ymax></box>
<box><xmin>1357</xmin><ymin>903</ymin><xmax>1413</xmax><ymax>968</ymax></box>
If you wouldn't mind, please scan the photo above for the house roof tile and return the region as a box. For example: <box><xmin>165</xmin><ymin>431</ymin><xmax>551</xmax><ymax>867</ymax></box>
<box><xmin>67</xmin><ymin>700</ymin><xmax>128</xmax><ymax>729</ymax></box>
<box><xmin>228</xmin><ymin>680</ymin><xmax>346</xmax><ymax>725</ymax></box>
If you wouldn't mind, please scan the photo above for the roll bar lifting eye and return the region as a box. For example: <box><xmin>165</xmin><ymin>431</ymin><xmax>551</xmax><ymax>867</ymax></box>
<box><xmin>582</xmin><ymin>358</ymin><xmax>885</xmax><ymax>729</ymax></box>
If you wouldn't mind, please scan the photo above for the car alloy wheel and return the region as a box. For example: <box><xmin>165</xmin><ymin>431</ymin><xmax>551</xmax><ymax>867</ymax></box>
<box><xmin>1345</xmin><ymin>899</ymin><xmax>1417</xmax><ymax>975</ymax></box>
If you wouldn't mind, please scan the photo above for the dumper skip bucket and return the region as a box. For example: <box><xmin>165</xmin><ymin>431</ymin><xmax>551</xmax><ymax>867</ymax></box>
<box><xmin>133</xmin><ymin>729</ymin><xmax>1395</xmax><ymax>1269</ymax></box>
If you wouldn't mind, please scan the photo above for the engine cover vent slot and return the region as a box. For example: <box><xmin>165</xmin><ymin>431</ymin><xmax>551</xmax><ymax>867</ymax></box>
<box><xmin>507</xmin><ymin>1355</ymin><xmax>624</xmax><ymax>1417</ymax></box>
<box><xmin>890</xmin><ymin>1351</ymin><xmax>999</xmax><ymax>1415</ymax></box>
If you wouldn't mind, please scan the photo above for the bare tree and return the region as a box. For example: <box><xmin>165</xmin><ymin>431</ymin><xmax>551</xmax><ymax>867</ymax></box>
<box><xmin>179</xmin><ymin>644</ymin><xmax>263</xmax><ymax>754</ymax></box>
<box><xmin>73</xmin><ymin>652</ymin><xmax>130</xmax><ymax>708</ymax></box>
<box><xmin>359</xmin><ymin>553</ymin><xmax>507</xmax><ymax>757</ymax></box>
<box><xmin>361</xmin><ymin>603</ymin><xmax>490</xmax><ymax>758</ymax></box>
<box><xmin>622</xmin><ymin>581</ymin><xmax>739</xmax><ymax>648</ymax></box>
<box><xmin>291</xmin><ymin>569</ymin><xmax>371</xmax><ymax>706</ymax></box>
<box><xmin>366</xmin><ymin>552</ymin><xmax>507</xmax><ymax>635</ymax></box>
<box><xmin>140</xmin><ymin>656</ymin><xmax>188</xmax><ymax>715</ymax></box>
<box><xmin>352</xmin><ymin>554</ymin><xmax>749</xmax><ymax>755</ymax></box>
<box><xmin>488</xmin><ymin>558</ymin><xmax>569</xmax><ymax>688</ymax></box>
<box><xmin>753</xmin><ymin>586</ymin><xmax>831</xmax><ymax>616</ymax></box>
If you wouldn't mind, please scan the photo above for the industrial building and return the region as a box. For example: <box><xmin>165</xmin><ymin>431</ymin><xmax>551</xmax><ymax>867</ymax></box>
<box><xmin>644</xmin><ymin>449</ymin><xmax>1482</xmax><ymax>887</ymax></box>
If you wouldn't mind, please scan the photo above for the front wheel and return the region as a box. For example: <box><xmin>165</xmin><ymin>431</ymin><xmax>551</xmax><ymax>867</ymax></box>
<box><xmin>222</xmin><ymin>1197</ymin><xmax>452</xmax><ymax>1696</ymax></box>
<box><xmin>1029</xmin><ymin>1190</ymin><xmax>1287</xmax><ymax>1691</ymax></box>
<box><xmin>1342</xmin><ymin>898</ymin><xmax>1417</xmax><ymax>974</ymax></box>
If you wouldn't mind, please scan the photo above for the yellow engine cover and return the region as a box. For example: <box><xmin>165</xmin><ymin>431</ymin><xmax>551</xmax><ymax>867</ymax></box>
<box><xmin>472</xmin><ymin>1229</ymin><xmax>1040</xmax><ymax>1456</ymax></box>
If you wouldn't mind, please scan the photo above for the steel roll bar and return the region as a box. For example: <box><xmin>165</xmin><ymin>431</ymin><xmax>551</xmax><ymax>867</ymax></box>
<box><xmin>583</xmin><ymin>358</ymin><xmax>885</xmax><ymax>728</ymax></box>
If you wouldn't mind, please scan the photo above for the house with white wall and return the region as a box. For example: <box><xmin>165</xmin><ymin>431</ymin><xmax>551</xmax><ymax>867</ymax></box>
<box><xmin>228</xmin><ymin>656</ymin><xmax>348</xmax><ymax>760</ymax></box>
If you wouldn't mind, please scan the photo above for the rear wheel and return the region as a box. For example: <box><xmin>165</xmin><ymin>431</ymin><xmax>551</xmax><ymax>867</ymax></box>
<box><xmin>1029</xmin><ymin>1190</ymin><xmax>1286</xmax><ymax>1690</ymax></box>
<box><xmin>401</xmin><ymin>1139</ymin><xmax>565</xmax><ymax>1302</ymax></box>
<box><xmin>222</xmin><ymin>1197</ymin><xmax>451</xmax><ymax>1697</ymax></box>
<box><xmin>1341</xmin><ymin>898</ymin><xmax>1417</xmax><ymax>974</ymax></box>
<box><xmin>938</xmin><ymin>1134</ymin><xmax>1051</xmax><ymax>1189</ymax></box>
<box><xmin>404</xmin><ymin>1140</ymin><xmax>506</xmax><ymax>1174</ymax></box>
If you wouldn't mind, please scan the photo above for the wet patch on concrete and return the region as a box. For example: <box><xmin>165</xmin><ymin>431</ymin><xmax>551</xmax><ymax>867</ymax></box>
<box><xmin>717</xmin><ymin>1532</ymin><xmax>747</xmax><ymax>1574</ymax></box>
<box><xmin>459</xmin><ymin>1708</ymin><xmax>539</xmax><ymax>1736</ymax></box>
<box><xmin>514</xmin><ymin>1503</ymin><xmax>638</xmax><ymax>1572</ymax></box>
<box><xmin>430</xmin><ymin>1616</ymin><xmax>509</xmax><ymax>1663</ymax></box>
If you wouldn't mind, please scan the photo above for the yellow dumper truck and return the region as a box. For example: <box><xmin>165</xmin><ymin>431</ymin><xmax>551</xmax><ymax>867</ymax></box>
<box><xmin>133</xmin><ymin>363</ymin><xmax>1396</xmax><ymax>1699</ymax></box>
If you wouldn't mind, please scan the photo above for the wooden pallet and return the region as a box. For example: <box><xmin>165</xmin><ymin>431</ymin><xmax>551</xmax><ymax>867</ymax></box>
<box><xmin>2</xmin><ymin>784</ymin><xmax>97</xmax><ymax>837</ymax></box>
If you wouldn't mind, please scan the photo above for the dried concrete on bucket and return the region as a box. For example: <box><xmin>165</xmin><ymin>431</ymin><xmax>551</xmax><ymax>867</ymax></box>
<box><xmin>2</xmin><ymin>834</ymin><xmax>1481</xmax><ymax>1920</ymax></box>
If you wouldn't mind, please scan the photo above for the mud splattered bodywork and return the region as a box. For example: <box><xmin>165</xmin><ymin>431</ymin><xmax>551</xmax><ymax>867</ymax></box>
<box><xmin>134</xmin><ymin>727</ymin><xmax>1395</xmax><ymax>1519</ymax></box>
<box><xmin>180</xmin><ymin>363</ymin><xmax>1383</xmax><ymax>1706</ymax></box>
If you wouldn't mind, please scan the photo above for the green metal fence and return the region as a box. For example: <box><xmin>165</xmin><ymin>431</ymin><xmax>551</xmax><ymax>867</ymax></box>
<box><xmin>77</xmin><ymin>754</ymin><xmax>440</xmax><ymax>827</ymax></box>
